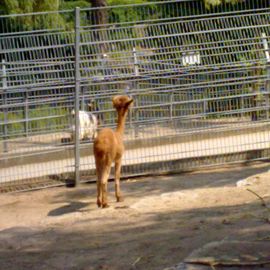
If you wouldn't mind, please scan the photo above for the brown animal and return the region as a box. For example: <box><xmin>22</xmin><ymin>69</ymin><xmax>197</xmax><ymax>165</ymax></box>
<box><xmin>93</xmin><ymin>95</ymin><xmax>133</xmax><ymax>208</ymax></box>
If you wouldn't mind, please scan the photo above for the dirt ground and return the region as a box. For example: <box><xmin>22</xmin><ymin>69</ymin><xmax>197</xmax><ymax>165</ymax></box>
<box><xmin>0</xmin><ymin>162</ymin><xmax>270</xmax><ymax>270</ymax></box>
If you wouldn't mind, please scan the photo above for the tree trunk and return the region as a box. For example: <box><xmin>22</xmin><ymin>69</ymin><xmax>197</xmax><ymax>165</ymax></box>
<box><xmin>91</xmin><ymin>0</ymin><xmax>108</xmax><ymax>26</ymax></box>
<box><xmin>90</xmin><ymin>0</ymin><xmax>108</xmax><ymax>54</ymax></box>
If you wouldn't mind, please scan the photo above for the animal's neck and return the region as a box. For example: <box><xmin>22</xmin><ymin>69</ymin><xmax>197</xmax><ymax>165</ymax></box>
<box><xmin>116</xmin><ymin>111</ymin><xmax>128</xmax><ymax>135</ymax></box>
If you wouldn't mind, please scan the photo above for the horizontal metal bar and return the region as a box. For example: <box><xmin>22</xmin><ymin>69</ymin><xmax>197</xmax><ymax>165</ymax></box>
<box><xmin>0</xmin><ymin>9</ymin><xmax>73</xmax><ymax>19</ymax></box>
<box><xmin>0</xmin><ymin>114</ymin><xmax>67</xmax><ymax>126</ymax></box>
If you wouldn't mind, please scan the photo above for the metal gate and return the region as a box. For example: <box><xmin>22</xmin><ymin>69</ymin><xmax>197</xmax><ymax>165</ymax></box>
<box><xmin>1</xmin><ymin>0</ymin><xmax>270</xmax><ymax>192</ymax></box>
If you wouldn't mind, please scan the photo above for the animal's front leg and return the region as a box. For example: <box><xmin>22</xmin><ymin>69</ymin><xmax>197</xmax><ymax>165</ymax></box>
<box><xmin>115</xmin><ymin>158</ymin><xmax>123</xmax><ymax>202</ymax></box>
<box><xmin>100</xmin><ymin>165</ymin><xmax>111</xmax><ymax>208</ymax></box>
<box><xmin>101</xmin><ymin>181</ymin><xmax>109</xmax><ymax>208</ymax></box>
<box><xmin>96</xmin><ymin>180</ymin><xmax>102</xmax><ymax>207</ymax></box>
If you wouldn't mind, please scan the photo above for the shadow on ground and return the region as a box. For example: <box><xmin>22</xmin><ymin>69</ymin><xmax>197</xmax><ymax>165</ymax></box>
<box><xmin>53</xmin><ymin>162</ymin><xmax>270</xmax><ymax>203</ymax></box>
<box><xmin>48</xmin><ymin>201</ymin><xmax>90</xmax><ymax>216</ymax></box>
<box><xmin>0</xmin><ymin>162</ymin><xmax>270</xmax><ymax>270</ymax></box>
<box><xmin>0</xmin><ymin>198</ymin><xmax>269</xmax><ymax>270</ymax></box>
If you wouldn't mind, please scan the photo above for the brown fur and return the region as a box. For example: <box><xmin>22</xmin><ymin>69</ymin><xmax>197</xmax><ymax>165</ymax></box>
<box><xmin>93</xmin><ymin>95</ymin><xmax>133</xmax><ymax>208</ymax></box>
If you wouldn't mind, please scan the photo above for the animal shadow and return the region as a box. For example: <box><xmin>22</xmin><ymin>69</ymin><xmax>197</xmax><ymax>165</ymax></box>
<box><xmin>48</xmin><ymin>201</ymin><xmax>89</xmax><ymax>216</ymax></box>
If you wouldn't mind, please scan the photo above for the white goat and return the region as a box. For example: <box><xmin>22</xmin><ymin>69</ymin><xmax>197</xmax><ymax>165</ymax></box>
<box><xmin>70</xmin><ymin>109</ymin><xmax>98</xmax><ymax>141</ymax></box>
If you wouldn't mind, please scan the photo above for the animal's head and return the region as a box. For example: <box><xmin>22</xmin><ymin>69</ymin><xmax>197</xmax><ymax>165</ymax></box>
<box><xmin>112</xmin><ymin>95</ymin><xmax>133</xmax><ymax>113</ymax></box>
<box><xmin>87</xmin><ymin>100</ymin><xmax>95</xmax><ymax>111</ymax></box>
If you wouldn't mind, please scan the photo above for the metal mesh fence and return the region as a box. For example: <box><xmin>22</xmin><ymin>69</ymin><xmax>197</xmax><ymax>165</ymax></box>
<box><xmin>0</xmin><ymin>0</ymin><xmax>270</xmax><ymax>191</ymax></box>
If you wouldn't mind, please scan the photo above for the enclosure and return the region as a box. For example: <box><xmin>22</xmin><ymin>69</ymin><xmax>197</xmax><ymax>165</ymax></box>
<box><xmin>1</xmin><ymin>0</ymin><xmax>270</xmax><ymax>191</ymax></box>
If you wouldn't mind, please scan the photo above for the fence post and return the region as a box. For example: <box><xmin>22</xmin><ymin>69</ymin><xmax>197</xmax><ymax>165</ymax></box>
<box><xmin>266</xmin><ymin>63</ymin><xmax>270</xmax><ymax>119</ymax></box>
<box><xmin>74</xmin><ymin>7</ymin><xmax>81</xmax><ymax>187</ymax></box>
<box><xmin>240</xmin><ymin>95</ymin><xmax>244</xmax><ymax>119</ymax></box>
<box><xmin>170</xmin><ymin>92</ymin><xmax>174</xmax><ymax>121</ymax></box>
<box><xmin>133</xmin><ymin>47</ymin><xmax>139</xmax><ymax>76</ymax></box>
<box><xmin>24</xmin><ymin>89</ymin><xmax>29</xmax><ymax>137</ymax></box>
<box><xmin>81</xmin><ymin>86</ymin><xmax>85</xmax><ymax>111</ymax></box>
<box><xmin>2</xmin><ymin>60</ymin><xmax>8</xmax><ymax>152</ymax></box>
<box><xmin>262</xmin><ymin>33</ymin><xmax>270</xmax><ymax>119</ymax></box>
<box><xmin>203</xmin><ymin>92</ymin><xmax>208</xmax><ymax>120</ymax></box>
<box><xmin>125</xmin><ymin>85</ymin><xmax>134</xmax><ymax>135</ymax></box>
<box><xmin>102</xmin><ymin>53</ymin><xmax>108</xmax><ymax>77</ymax></box>
<box><xmin>132</xmin><ymin>49</ymin><xmax>139</xmax><ymax>137</ymax></box>
<box><xmin>134</xmin><ymin>105</ymin><xmax>139</xmax><ymax>138</ymax></box>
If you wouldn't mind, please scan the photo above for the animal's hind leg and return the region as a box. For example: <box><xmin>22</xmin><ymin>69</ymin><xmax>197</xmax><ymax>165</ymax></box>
<box><xmin>115</xmin><ymin>157</ymin><xmax>123</xmax><ymax>202</ymax></box>
<box><xmin>95</xmin><ymin>155</ymin><xmax>112</xmax><ymax>208</ymax></box>
<box><xmin>100</xmin><ymin>165</ymin><xmax>111</xmax><ymax>208</ymax></box>
<box><xmin>96</xmin><ymin>167</ymin><xmax>102</xmax><ymax>208</ymax></box>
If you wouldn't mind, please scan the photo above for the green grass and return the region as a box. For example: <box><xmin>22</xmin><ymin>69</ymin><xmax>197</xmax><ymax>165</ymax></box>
<box><xmin>0</xmin><ymin>105</ymin><xmax>69</xmax><ymax>139</ymax></box>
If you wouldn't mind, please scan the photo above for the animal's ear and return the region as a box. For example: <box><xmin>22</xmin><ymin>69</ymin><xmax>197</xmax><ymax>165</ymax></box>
<box><xmin>126</xmin><ymin>99</ymin><xmax>133</xmax><ymax>107</ymax></box>
<box><xmin>87</xmin><ymin>103</ymin><xmax>93</xmax><ymax>110</ymax></box>
<box><xmin>112</xmin><ymin>97</ymin><xmax>116</xmax><ymax>107</ymax></box>
<box><xmin>112</xmin><ymin>96</ymin><xmax>120</xmax><ymax>108</ymax></box>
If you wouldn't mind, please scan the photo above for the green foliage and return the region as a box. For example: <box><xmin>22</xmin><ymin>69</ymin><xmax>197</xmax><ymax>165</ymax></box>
<box><xmin>108</xmin><ymin>0</ymin><xmax>148</xmax><ymax>5</ymax></box>
<box><xmin>0</xmin><ymin>0</ymin><xmax>21</xmax><ymax>14</ymax></box>
<box><xmin>204</xmin><ymin>0</ymin><xmax>245</xmax><ymax>9</ymax></box>
<box><xmin>60</xmin><ymin>0</ymin><xmax>90</xmax><ymax>10</ymax></box>
<box><xmin>204</xmin><ymin>0</ymin><xmax>222</xmax><ymax>8</ymax></box>
<box><xmin>1</xmin><ymin>0</ymin><xmax>52</xmax><ymax>14</ymax></box>
<box><xmin>0</xmin><ymin>0</ymin><xmax>247</xmax><ymax>30</ymax></box>
<box><xmin>107</xmin><ymin>0</ymin><xmax>155</xmax><ymax>26</ymax></box>
<box><xmin>0</xmin><ymin>0</ymin><xmax>90</xmax><ymax>31</ymax></box>
<box><xmin>0</xmin><ymin>105</ymin><xmax>69</xmax><ymax>138</ymax></box>
<box><xmin>34</xmin><ymin>0</ymin><xmax>59</xmax><ymax>12</ymax></box>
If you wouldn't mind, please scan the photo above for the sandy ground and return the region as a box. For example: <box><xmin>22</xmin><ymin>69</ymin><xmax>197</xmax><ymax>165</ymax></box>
<box><xmin>0</xmin><ymin>162</ymin><xmax>270</xmax><ymax>270</ymax></box>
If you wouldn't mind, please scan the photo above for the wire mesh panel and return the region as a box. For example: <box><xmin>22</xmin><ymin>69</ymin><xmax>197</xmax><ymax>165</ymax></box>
<box><xmin>78</xmin><ymin>0</ymin><xmax>270</xmax><ymax>180</ymax></box>
<box><xmin>0</xmin><ymin>0</ymin><xmax>270</xmax><ymax>191</ymax></box>
<box><xmin>0</xmin><ymin>10</ymin><xmax>77</xmax><ymax>191</ymax></box>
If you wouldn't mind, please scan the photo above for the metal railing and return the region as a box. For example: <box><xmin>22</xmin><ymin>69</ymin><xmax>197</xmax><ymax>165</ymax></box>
<box><xmin>0</xmin><ymin>0</ymin><xmax>270</xmax><ymax>192</ymax></box>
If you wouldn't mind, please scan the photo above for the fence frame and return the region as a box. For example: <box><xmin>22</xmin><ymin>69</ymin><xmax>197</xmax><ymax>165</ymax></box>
<box><xmin>74</xmin><ymin>7</ymin><xmax>81</xmax><ymax>186</ymax></box>
<box><xmin>0</xmin><ymin>0</ymin><xmax>270</xmax><ymax>191</ymax></box>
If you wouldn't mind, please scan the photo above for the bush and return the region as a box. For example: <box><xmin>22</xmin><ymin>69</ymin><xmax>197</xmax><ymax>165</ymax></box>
<box><xmin>0</xmin><ymin>105</ymin><xmax>69</xmax><ymax>139</ymax></box>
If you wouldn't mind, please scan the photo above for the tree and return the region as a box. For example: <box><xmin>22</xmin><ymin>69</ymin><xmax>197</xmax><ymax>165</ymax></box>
<box><xmin>0</xmin><ymin>0</ymin><xmax>58</xmax><ymax>14</ymax></box>
<box><xmin>87</xmin><ymin>0</ymin><xmax>108</xmax><ymax>53</ymax></box>
<box><xmin>89</xmin><ymin>0</ymin><xmax>108</xmax><ymax>26</ymax></box>
<box><xmin>0</xmin><ymin>0</ymin><xmax>91</xmax><ymax>31</ymax></box>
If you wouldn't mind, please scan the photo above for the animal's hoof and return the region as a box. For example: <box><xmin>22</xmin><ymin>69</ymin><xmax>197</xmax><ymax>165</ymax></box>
<box><xmin>117</xmin><ymin>197</ymin><xmax>124</xmax><ymax>202</ymax></box>
<box><xmin>97</xmin><ymin>200</ymin><xmax>102</xmax><ymax>208</ymax></box>
<box><xmin>102</xmin><ymin>203</ymin><xmax>110</xmax><ymax>208</ymax></box>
